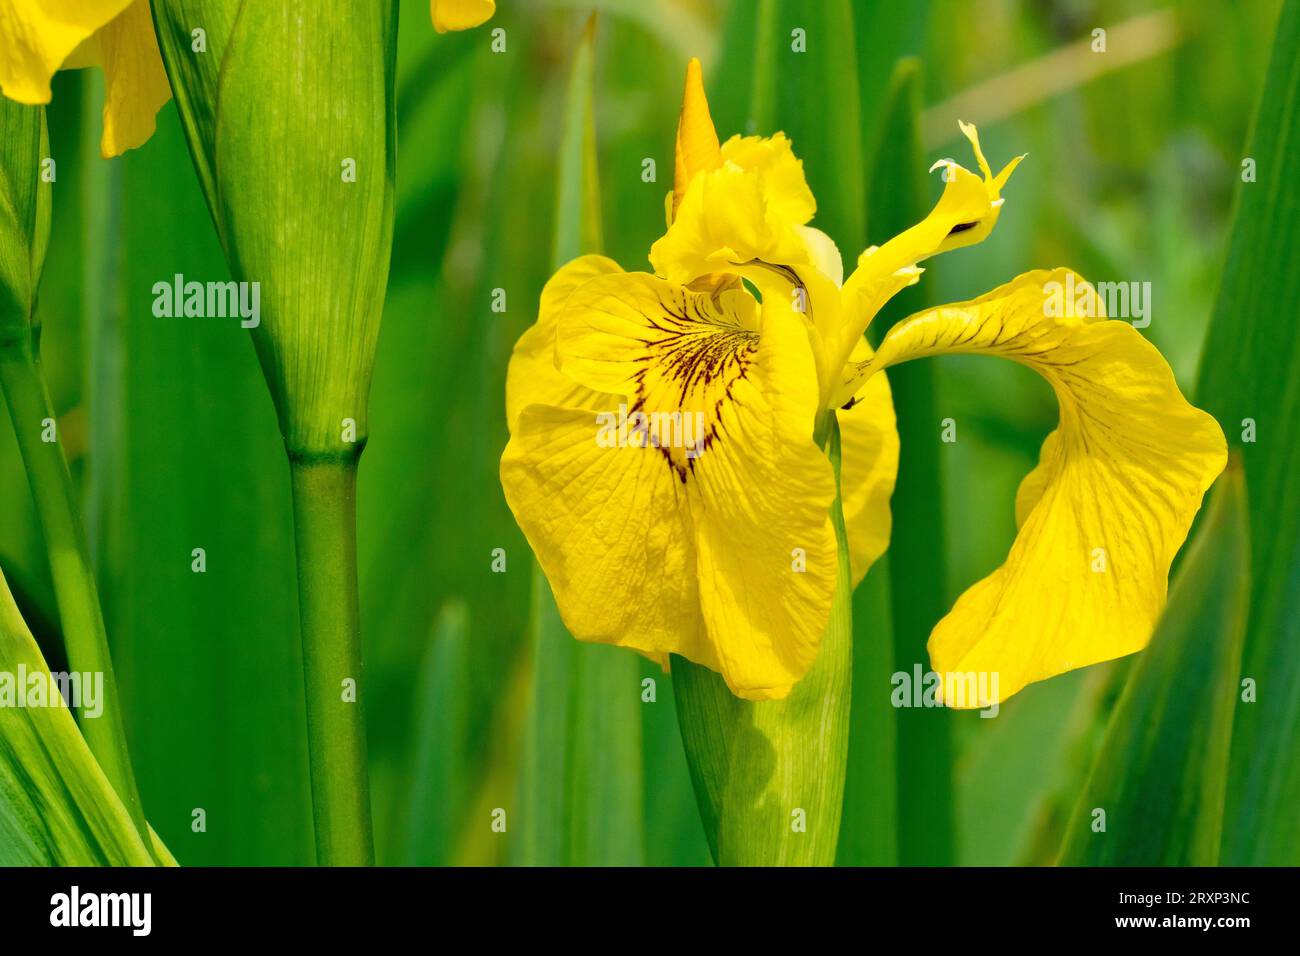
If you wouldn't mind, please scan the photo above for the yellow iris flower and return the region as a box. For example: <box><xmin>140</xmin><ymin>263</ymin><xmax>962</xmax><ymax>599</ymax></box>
<box><xmin>501</xmin><ymin>59</ymin><xmax>1227</xmax><ymax>705</ymax></box>
<box><xmin>0</xmin><ymin>0</ymin><xmax>170</xmax><ymax>157</ymax></box>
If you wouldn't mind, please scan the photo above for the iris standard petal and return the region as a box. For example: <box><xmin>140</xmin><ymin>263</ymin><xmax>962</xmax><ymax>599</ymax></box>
<box><xmin>846</xmin><ymin>268</ymin><xmax>1227</xmax><ymax>705</ymax></box>
<box><xmin>651</xmin><ymin>132</ymin><xmax>820</xmax><ymax>287</ymax></box>
<box><xmin>672</xmin><ymin>57</ymin><xmax>720</xmax><ymax>217</ymax></box>
<box><xmin>834</xmin><ymin>123</ymin><xmax>1022</xmax><ymax>364</ymax></box>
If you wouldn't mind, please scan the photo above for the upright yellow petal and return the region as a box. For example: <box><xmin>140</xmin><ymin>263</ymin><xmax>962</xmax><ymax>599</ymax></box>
<box><xmin>672</xmin><ymin>57</ymin><xmax>720</xmax><ymax>217</ymax></box>
<box><xmin>652</xmin><ymin>132</ymin><xmax>818</xmax><ymax>286</ymax></box>
<box><xmin>0</xmin><ymin>0</ymin><xmax>132</xmax><ymax>104</ymax></box>
<box><xmin>833</xmin><ymin>123</ymin><xmax>1024</xmax><ymax>364</ymax></box>
<box><xmin>87</xmin><ymin>0</ymin><xmax>172</xmax><ymax>157</ymax></box>
<box><xmin>430</xmin><ymin>0</ymin><xmax>496</xmax><ymax>33</ymax></box>
<box><xmin>847</xmin><ymin>269</ymin><xmax>1226</xmax><ymax>705</ymax></box>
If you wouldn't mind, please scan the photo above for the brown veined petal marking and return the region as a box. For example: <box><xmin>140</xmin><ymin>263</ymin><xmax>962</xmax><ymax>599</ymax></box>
<box><xmin>556</xmin><ymin>272</ymin><xmax>765</xmax><ymax>480</ymax></box>
<box><xmin>501</xmin><ymin>270</ymin><xmax>838</xmax><ymax>699</ymax></box>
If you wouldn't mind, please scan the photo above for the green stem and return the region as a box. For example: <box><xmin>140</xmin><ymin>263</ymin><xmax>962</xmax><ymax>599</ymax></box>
<box><xmin>288</xmin><ymin>456</ymin><xmax>374</xmax><ymax>866</ymax></box>
<box><xmin>0</xmin><ymin>334</ymin><xmax>148</xmax><ymax>844</ymax></box>
<box><xmin>673</xmin><ymin>419</ymin><xmax>854</xmax><ymax>865</ymax></box>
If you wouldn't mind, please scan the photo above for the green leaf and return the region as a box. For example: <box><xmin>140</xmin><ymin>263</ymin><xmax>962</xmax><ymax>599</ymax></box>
<box><xmin>836</xmin><ymin>566</ymin><xmax>896</xmax><ymax>865</ymax></box>
<box><xmin>1194</xmin><ymin>0</ymin><xmax>1300</xmax><ymax>866</ymax></box>
<box><xmin>0</xmin><ymin>98</ymin><xmax>49</xmax><ymax>339</ymax></box>
<box><xmin>751</xmin><ymin>0</ymin><xmax>865</xmax><ymax>252</ymax></box>
<box><xmin>673</xmin><ymin>422</ymin><xmax>853</xmax><ymax>866</ymax></box>
<box><xmin>392</xmin><ymin>601</ymin><xmax>470</xmax><ymax>865</ymax></box>
<box><xmin>86</xmin><ymin>105</ymin><xmax>313</xmax><ymax>865</ymax></box>
<box><xmin>0</xmin><ymin>568</ymin><xmax>161</xmax><ymax>866</ymax></box>
<box><xmin>512</xmin><ymin>16</ymin><xmax>644</xmax><ymax>867</ymax></box>
<box><xmin>1058</xmin><ymin>462</ymin><xmax>1249</xmax><ymax>866</ymax></box>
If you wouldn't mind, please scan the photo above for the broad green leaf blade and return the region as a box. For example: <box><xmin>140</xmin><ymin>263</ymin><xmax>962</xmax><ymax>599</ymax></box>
<box><xmin>1194</xmin><ymin>0</ymin><xmax>1300</xmax><ymax>866</ymax></box>
<box><xmin>0</xmin><ymin>569</ymin><xmax>159</xmax><ymax>866</ymax></box>
<box><xmin>552</xmin><ymin>16</ymin><xmax>604</xmax><ymax>269</ymax></box>
<box><xmin>748</xmin><ymin>0</ymin><xmax>865</xmax><ymax>251</ymax></box>
<box><xmin>86</xmin><ymin>106</ymin><xmax>312</xmax><ymax>865</ymax></box>
<box><xmin>512</xmin><ymin>17</ymin><xmax>644</xmax><ymax>866</ymax></box>
<box><xmin>673</xmin><ymin>423</ymin><xmax>853</xmax><ymax>866</ymax></box>
<box><xmin>1058</xmin><ymin>463</ymin><xmax>1249</xmax><ymax>866</ymax></box>
<box><xmin>392</xmin><ymin>601</ymin><xmax>470</xmax><ymax>865</ymax></box>
<box><xmin>836</xmin><ymin>567</ymin><xmax>895</xmax><ymax>865</ymax></box>
<box><xmin>861</xmin><ymin>58</ymin><xmax>955</xmax><ymax>867</ymax></box>
<box><xmin>513</xmin><ymin>573</ymin><xmax>573</xmax><ymax>865</ymax></box>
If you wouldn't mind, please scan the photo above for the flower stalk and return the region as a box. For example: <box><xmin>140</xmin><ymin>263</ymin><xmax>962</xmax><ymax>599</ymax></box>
<box><xmin>289</xmin><ymin>456</ymin><xmax>373</xmax><ymax>866</ymax></box>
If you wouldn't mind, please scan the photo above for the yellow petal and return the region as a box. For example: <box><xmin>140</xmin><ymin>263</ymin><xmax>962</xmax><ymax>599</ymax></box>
<box><xmin>849</xmin><ymin>269</ymin><xmax>1227</xmax><ymax>705</ymax></box>
<box><xmin>503</xmin><ymin>270</ymin><xmax>837</xmax><ymax>699</ymax></box>
<box><xmin>87</xmin><ymin>0</ymin><xmax>172</xmax><ymax>157</ymax></box>
<box><xmin>686</xmin><ymin>289</ymin><xmax>837</xmax><ymax>699</ymax></box>
<box><xmin>651</xmin><ymin>132</ymin><xmax>819</xmax><ymax>287</ymax></box>
<box><xmin>672</xmin><ymin>57</ymin><xmax>720</xmax><ymax>217</ymax></box>
<box><xmin>505</xmin><ymin>254</ymin><xmax>623</xmax><ymax>432</ymax></box>
<box><xmin>430</xmin><ymin>0</ymin><xmax>496</xmax><ymax>33</ymax></box>
<box><xmin>502</xmin><ymin>402</ymin><xmax>707</xmax><ymax>663</ymax></box>
<box><xmin>837</xmin><ymin>339</ymin><xmax>899</xmax><ymax>586</ymax></box>
<box><xmin>833</xmin><ymin>123</ymin><xmax>1023</xmax><ymax>362</ymax></box>
<box><xmin>0</xmin><ymin>0</ymin><xmax>133</xmax><ymax>104</ymax></box>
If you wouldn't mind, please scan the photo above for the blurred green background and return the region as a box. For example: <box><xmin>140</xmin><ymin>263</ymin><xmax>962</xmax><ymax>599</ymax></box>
<box><xmin>0</xmin><ymin>0</ymin><xmax>1285</xmax><ymax>865</ymax></box>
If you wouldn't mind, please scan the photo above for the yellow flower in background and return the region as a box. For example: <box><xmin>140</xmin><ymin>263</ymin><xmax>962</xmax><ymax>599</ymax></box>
<box><xmin>0</xmin><ymin>0</ymin><xmax>171</xmax><ymax>157</ymax></box>
<box><xmin>500</xmin><ymin>59</ymin><xmax>1226</xmax><ymax>703</ymax></box>
<box><xmin>432</xmin><ymin>0</ymin><xmax>496</xmax><ymax>33</ymax></box>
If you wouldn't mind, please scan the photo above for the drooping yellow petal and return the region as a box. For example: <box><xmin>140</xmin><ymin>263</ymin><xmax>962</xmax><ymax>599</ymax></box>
<box><xmin>502</xmin><ymin>401</ymin><xmax>707</xmax><ymax>663</ymax></box>
<box><xmin>686</xmin><ymin>291</ymin><xmax>838</xmax><ymax>698</ymax></box>
<box><xmin>83</xmin><ymin>0</ymin><xmax>172</xmax><ymax>157</ymax></box>
<box><xmin>845</xmin><ymin>269</ymin><xmax>1227</xmax><ymax>705</ymax></box>
<box><xmin>505</xmin><ymin>254</ymin><xmax>623</xmax><ymax>432</ymax></box>
<box><xmin>503</xmin><ymin>269</ymin><xmax>837</xmax><ymax>699</ymax></box>
<box><xmin>0</xmin><ymin>0</ymin><xmax>133</xmax><ymax>104</ymax></box>
<box><xmin>430</xmin><ymin>0</ymin><xmax>496</xmax><ymax>33</ymax></box>
<box><xmin>672</xmin><ymin>57</ymin><xmax>720</xmax><ymax>217</ymax></box>
<box><xmin>837</xmin><ymin>338</ymin><xmax>899</xmax><ymax>586</ymax></box>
